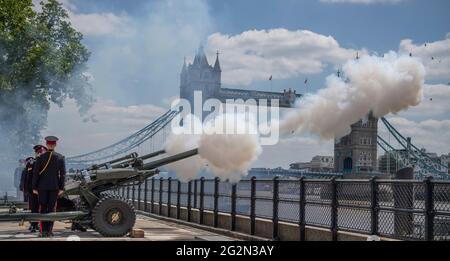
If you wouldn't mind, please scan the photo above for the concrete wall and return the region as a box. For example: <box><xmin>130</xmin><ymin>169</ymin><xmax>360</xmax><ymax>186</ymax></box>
<box><xmin>131</xmin><ymin>200</ymin><xmax>395</xmax><ymax>241</ymax></box>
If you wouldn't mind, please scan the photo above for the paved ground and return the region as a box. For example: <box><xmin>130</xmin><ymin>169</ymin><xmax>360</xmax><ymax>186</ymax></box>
<box><xmin>0</xmin><ymin>215</ymin><xmax>237</xmax><ymax>241</ymax></box>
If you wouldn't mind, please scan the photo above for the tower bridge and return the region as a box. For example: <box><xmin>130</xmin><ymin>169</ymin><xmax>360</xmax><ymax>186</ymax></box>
<box><xmin>180</xmin><ymin>46</ymin><xmax>301</xmax><ymax>109</ymax></box>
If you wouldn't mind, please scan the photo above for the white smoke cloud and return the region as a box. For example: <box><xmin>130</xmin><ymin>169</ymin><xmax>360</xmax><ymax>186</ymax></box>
<box><xmin>279</xmin><ymin>52</ymin><xmax>425</xmax><ymax>139</ymax></box>
<box><xmin>399</xmin><ymin>84</ymin><xmax>450</xmax><ymax>118</ymax></box>
<box><xmin>164</xmin><ymin>113</ymin><xmax>262</xmax><ymax>182</ymax></box>
<box><xmin>199</xmin><ymin>113</ymin><xmax>262</xmax><ymax>182</ymax></box>
<box><xmin>399</xmin><ymin>34</ymin><xmax>450</xmax><ymax>81</ymax></box>
<box><xmin>164</xmin><ymin>115</ymin><xmax>206</xmax><ymax>182</ymax></box>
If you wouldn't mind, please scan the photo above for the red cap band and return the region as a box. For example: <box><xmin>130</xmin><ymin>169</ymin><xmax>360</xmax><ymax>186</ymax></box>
<box><xmin>46</xmin><ymin>141</ymin><xmax>57</xmax><ymax>145</ymax></box>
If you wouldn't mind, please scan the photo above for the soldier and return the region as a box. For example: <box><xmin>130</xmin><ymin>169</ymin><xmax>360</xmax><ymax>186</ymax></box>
<box><xmin>32</xmin><ymin>136</ymin><xmax>66</xmax><ymax>238</ymax></box>
<box><xmin>19</xmin><ymin>159</ymin><xmax>28</xmax><ymax>202</ymax></box>
<box><xmin>33</xmin><ymin>144</ymin><xmax>47</xmax><ymax>156</ymax></box>
<box><xmin>24</xmin><ymin>145</ymin><xmax>47</xmax><ymax>233</ymax></box>
<box><xmin>22</xmin><ymin>157</ymin><xmax>38</xmax><ymax>232</ymax></box>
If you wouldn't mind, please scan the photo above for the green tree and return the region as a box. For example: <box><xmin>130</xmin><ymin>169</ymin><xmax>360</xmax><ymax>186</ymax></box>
<box><xmin>0</xmin><ymin>0</ymin><xmax>93</xmax><ymax>168</ymax></box>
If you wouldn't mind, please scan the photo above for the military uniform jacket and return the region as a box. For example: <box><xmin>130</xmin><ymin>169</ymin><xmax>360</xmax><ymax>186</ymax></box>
<box><xmin>19</xmin><ymin>168</ymin><xmax>26</xmax><ymax>192</ymax></box>
<box><xmin>32</xmin><ymin>150</ymin><xmax>66</xmax><ymax>191</ymax></box>
<box><xmin>23</xmin><ymin>164</ymin><xmax>35</xmax><ymax>193</ymax></box>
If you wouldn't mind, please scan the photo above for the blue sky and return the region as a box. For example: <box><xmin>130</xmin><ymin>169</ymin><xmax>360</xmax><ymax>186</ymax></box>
<box><xmin>62</xmin><ymin>0</ymin><xmax>450</xmax><ymax>105</ymax></box>
<box><xmin>38</xmin><ymin>0</ymin><xmax>450</xmax><ymax>167</ymax></box>
<box><xmin>73</xmin><ymin>0</ymin><xmax>450</xmax><ymax>53</ymax></box>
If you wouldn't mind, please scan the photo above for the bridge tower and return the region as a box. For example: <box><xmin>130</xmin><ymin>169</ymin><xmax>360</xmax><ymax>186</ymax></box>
<box><xmin>180</xmin><ymin>46</ymin><xmax>302</xmax><ymax>114</ymax></box>
<box><xmin>180</xmin><ymin>45</ymin><xmax>221</xmax><ymax>108</ymax></box>
<box><xmin>334</xmin><ymin>113</ymin><xmax>378</xmax><ymax>174</ymax></box>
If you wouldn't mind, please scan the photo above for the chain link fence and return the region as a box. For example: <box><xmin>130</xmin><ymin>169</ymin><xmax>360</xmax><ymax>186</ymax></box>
<box><xmin>116</xmin><ymin>177</ymin><xmax>450</xmax><ymax>241</ymax></box>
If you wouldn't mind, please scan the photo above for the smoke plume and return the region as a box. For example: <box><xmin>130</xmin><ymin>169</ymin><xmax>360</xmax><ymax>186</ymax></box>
<box><xmin>164</xmin><ymin>115</ymin><xmax>206</xmax><ymax>182</ymax></box>
<box><xmin>165</xmin><ymin>113</ymin><xmax>262</xmax><ymax>182</ymax></box>
<box><xmin>280</xmin><ymin>52</ymin><xmax>426</xmax><ymax>139</ymax></box>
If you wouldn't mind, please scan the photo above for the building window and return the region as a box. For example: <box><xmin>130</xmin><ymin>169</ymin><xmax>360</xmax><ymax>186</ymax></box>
<box><xmin>360</xmin><ymin>137</ymin><xmax>372</xmax><ymax>145</ymax></box>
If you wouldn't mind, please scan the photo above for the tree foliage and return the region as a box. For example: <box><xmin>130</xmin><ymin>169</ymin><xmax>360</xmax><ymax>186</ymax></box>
<box><xmin>0</xmin><ymin>0</ymin><xmax>93</xmax><ymax>162</ymax></box>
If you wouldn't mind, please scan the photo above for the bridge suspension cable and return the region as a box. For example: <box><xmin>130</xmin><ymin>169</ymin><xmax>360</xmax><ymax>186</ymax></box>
<box><xmin>67</xmin><ymin>109</ymin><xmax>179</xmax><ymax>165</ymax></box>
<box><xmin>378</xmin><ymin>117</ymin><xmax>449</xmax><ymax>179</ymax></box>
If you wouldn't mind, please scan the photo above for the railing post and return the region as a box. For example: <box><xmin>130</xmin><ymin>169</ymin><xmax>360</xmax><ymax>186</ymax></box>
<box><xmin>231</xmin><ymin>183</ymin><xmax>237</xmax><ymax>231</ymax></box>
<box><xmin>193</xmin><ymin>180</ymin><xmax>198</xmax><ymax>208</ymax></box>
<box><xmin>299</xmin><ymin>177</ymin><xmax>306</xmax><ymax>241</ymax></box>
<box><xmin>272</xmin><ymin>177</ymin><xmax>279</xmax><ymax>240</ymax></box>
<box><xmin>213</xmin><ymin>177</ymin><xmax>220</xmax><ymax>228</ymax></box>
<box><xmin>167</xmin><ymin>177</ymin><xmax>172</xmax><ymax>217</ymax></box>
<box><xmin>122</xmin><ymin>187</ymin><xmax>125</xmax><ymax>198</ymax></box>
<box><xmin>150</xmin><ymin>178</ymin><xmax>155</xmax><ymax>213</ymax></box>
<box><xmin>137</xmin><ymin>183</ymin><xmax>142</xmax><ymax>210</ymax></box>
<box><xmin>132</xmin><ymin>184</ymin><xmax>135</xmax><ymax>205</ymax></box>
<box><xmin>370</xmin><ymin>177</ymin><xmax>378</xmax><ymax>236</ymax></box>
<box><xmin>424</xmin><ymin>176</ymin><xmax>435</xmax><ymax>241</ymax></box>
<box><xmin>187</xmin><ymin>181</ymin><xmax>192</xmax><ymax>222</ymax></box>
<box><xmin>126</xmin><ymin>185</ymin><xmax>130</xmax><ymax>200</ymax></box>
<box><xmin>330</xmin><ymin>177</ymin><xmax>338</xmax><ymax>241</ymax></box>
<box><xmin>176</xmin><ymin>180</ymin><xmax>181</xmax><ymax>219</ymax></box>
<box><xmin>250</xmin><ymin>176</ymin><xmax>256</xmax><ymax>235</ymax></box>
<box><xmin>199</xmin><ymin>177</ymin><xmax>205</xmax><ymax>225</ymax></box>
<box><xmin>159</xmin><ymin>177</ymin><xmax>163</xmax><ymax>215</ymax></box>
<box><xmin>144</xmin><ymin>179</ymin><xmax>148</xmax><ymax>212</ymax></box>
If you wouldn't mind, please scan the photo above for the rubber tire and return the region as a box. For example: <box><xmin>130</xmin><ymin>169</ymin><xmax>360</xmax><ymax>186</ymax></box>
<box><xmin>91</xmin><ymin>194</ymin><xmax>136</xmax><ymax>237</ymax></box>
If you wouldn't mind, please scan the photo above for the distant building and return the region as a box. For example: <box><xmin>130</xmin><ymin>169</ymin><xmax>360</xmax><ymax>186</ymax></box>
<box><xmin>334</xmin><ymin>113</ymin><xmax>378</xmax><ymax>173</ymax></box>
<box><xmin>290</xmin><ymin>155</ymin><xmax>334</xmax><ymax>172</ymax></box>
<box><xmin>248</xmin><ymin>167</ymin><xmax>342</xmax><ymax>180</ymax></box>
<box><xmin>378</xmin><ymin>152</ymin><xmax>400</xmax><ymax>175</ymax></box>
<box><xmin>289</xmin><ymin>162</ymin><xmax>311</xmax><ymax>171</ymax></box>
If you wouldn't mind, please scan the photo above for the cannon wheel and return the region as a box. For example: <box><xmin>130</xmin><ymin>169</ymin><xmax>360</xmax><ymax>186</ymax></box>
<box><xmin>91</xmin><ymin>194</ymin><xmax>136</xmax><ymax>237</ymax></box>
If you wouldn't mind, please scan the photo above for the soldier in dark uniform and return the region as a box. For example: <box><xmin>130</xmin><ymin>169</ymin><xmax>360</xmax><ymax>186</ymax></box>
<box><xmin>23</xmin><ymin>145</ymin><xmax>48</xmax><ymax>233</ymax></box>
<box><xmin>22</xmin><ymin>157</ymin><xmax>38</xmax><ymax>232</ymax></box>
<box><xmin>19</xmin><ymin>160</ymin><xmax>28</xmax><ymax>202</ymax></box>
<box><xmin>32</xmin><ymin>136</ymin><xmax>66</xmax><ymax>238</ymax></box>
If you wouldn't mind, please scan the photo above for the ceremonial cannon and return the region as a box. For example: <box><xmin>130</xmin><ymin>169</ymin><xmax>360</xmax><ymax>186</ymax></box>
<box><xmin>0</xmin><ymin>149</ymin><xmax>198</xmax><ymax>237</ymax></box>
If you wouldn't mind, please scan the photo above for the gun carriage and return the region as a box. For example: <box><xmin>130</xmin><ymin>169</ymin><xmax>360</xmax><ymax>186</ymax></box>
<box><xmin>0</xmin><ymin>149</ymin><xmax>198</xmax><ymax>237</ymax></box>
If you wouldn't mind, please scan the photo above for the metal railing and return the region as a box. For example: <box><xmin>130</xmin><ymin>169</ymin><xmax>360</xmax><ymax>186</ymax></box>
<box><xmin>113</xmin><ymin>176</ymin><xmax>450</xmax><ymax>241</ymax></box>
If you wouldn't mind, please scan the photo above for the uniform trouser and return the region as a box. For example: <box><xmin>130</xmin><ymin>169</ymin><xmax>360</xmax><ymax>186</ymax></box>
<box><xmin>23</xmin><ymin>191</ymin><xmax>29</xmax><ymax>202</ymax></box>
<box><xmin>28</xmin><ymin>193</ymin><xmax>39</xmax><ymax>228</ymax></box>
<box><xmin>38</xmin><ymin>190</ymin><xmax>58</xmax><ymax>233</ymax></box>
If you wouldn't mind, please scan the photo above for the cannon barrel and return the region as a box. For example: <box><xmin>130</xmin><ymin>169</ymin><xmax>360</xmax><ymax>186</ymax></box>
<box><xmin>89</xmin><ymin>152</ymin><xmax>138</xmax><ymax>170</ymax></box>
<box><xmin>111</xmin><ymin>149</ymin><xmax>166</xmax><ymax>169</ymax></box>
<box><xmin>139</xmin><ymin>149</ymin><xmax>166</xmax><ymax>161</ymax></box>
<box><xmin>0</xmin><ymin>211</ymin><xmax>88</xmax><ymax>222</ymax></box>
<box><xmin>142</xmin><ymin>148</ymin><xmax>199</xmax><ymax>170</ymax></box>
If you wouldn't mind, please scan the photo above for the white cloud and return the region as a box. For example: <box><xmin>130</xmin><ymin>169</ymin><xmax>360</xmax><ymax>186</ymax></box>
<box><xmin>379</xmin><ymin>117</ymin><xmax>450</xmax><ymax>156</ymax></box>
<box><xmin>399</xmin><ymin>34</ymin><xmax>450</xmax><ymax>80</ymax></box>
<box><xmin>320</xmin><ymin>0</ymin><xmax>405</xmax><ymax>4</ymax></box>
<box><xmin>399</xmin><ymin>84</ymin><xmax>450</xmax><ymax>117</ymax></box>
<box><xmin>206</xmin><ymin>28</ymin><xmax>366</xmax><ymax>85</ymax></box>
<box><xmin>44</xmin><ymin>98</ymin><xmax>166</xmax><ymax>156</ymax></box>
<box><xmin>32</xmin><ymin>0</ymin><xmax>132</xmax><ymax>36</ymax></box>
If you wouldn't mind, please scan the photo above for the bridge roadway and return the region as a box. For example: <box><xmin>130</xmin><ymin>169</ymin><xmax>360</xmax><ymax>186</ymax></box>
<box><xmin>0</xmin><ymin>214</ymin><xmax>237</xmax><ymax>241</ymax></box>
